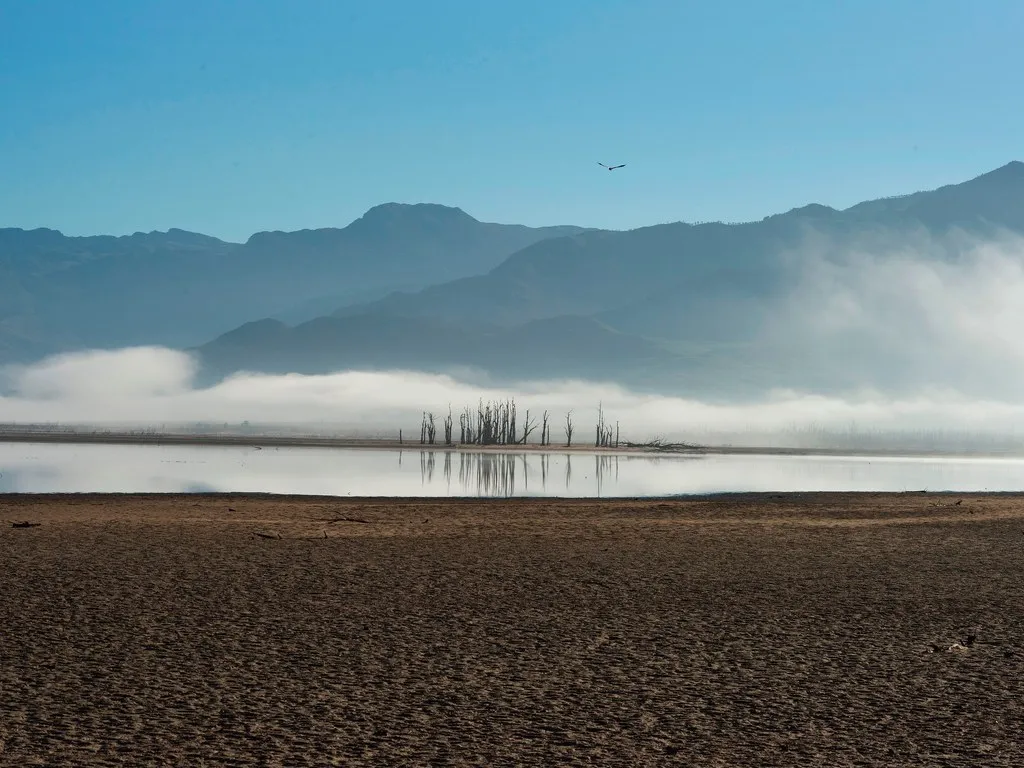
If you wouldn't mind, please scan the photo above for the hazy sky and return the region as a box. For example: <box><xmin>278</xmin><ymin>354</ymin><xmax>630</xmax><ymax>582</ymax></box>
<box><xmin>2</xmin><ymin>0</ymin><xmax>1022</xmax><ymax>240</ymax></box>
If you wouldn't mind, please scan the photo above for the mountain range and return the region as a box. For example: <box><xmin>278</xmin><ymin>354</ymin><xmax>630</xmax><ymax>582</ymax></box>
<box><xmin>0</xmin><ymin>205</ymin><xmax>588</xmax><ymax>362</ymax></box>
<box><xmin>4</xmin><ymin>162</ymin><xmax>1024</xmax><ymax>397</ymax></box>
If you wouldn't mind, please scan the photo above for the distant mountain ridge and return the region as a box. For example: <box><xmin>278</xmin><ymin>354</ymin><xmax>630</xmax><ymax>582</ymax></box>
<box><xmin>0</xmin><ymin>205</ymin><xmax>594</xmax><ymax>361</ymax></box>
<box><xmin>5</xmin><ymin>162</ymin><xmax>1024</xmax><ymax>397</ymax></box>
<box><xmin>331</xmin><ymin>162</ymin><xmax>1024</xmax><ymax>330</ymax></box>
<box><xmin>195</xmin><ymin>161</ymin><xmax>1024</xmax><ymax>396</ymax></box>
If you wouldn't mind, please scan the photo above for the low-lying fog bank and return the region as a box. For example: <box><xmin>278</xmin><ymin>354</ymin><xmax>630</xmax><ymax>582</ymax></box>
<box><xmin>4</xmin><ymin>347</ymin><xmax>1024</xmax><ymax>454</ymax></box>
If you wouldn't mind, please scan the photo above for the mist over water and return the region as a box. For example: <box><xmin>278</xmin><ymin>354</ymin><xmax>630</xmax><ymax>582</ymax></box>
<box><xmin>766</xmin><ymin>230</ymin><xmax>1024</xmax><ymax>399</ymax></box>
<box><xmin>2</xmin><ymin>349</ymin><xmax>1024</xmax><ymax>451</ymax></box>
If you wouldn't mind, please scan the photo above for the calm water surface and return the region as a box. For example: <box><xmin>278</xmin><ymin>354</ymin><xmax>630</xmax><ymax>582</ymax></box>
<box><xmin>3</xmin><ymin>442</ymin><xmax>1024</xmax><ymax>496</ymax></box>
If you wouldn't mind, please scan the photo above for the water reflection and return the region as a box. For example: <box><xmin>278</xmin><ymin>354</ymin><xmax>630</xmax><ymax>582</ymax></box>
<box><xmin>407</xmin><ymin>451</ymin><xmax>627</xmax><ymax>497</ymax></box>
<box><xmin>2</xmin><ymin>442</ymin><xmax>1024</xmax><ymax>496</ymax></box>
<box><xmin>456</xmin><ymin>452</ymin><xmax>518</xmax><ymax>498</ymax></box>
<box><xmin>419</xmin><ymin>450</ymin><xmax>435</xmax><ymax>485</ymax></box>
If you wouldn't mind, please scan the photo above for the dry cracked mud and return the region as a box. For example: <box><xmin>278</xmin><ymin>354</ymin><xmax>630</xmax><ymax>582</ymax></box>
<box><xmin>2</xmin><ymin>492</ymin><xmax>1023</xmax><ymax>766</ymax></box>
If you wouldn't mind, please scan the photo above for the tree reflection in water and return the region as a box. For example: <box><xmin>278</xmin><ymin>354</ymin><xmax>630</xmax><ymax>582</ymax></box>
<box><xmin>409</xmin><ymin>450</ymin><xmax>625</xmax><ymax>497</ymax></box>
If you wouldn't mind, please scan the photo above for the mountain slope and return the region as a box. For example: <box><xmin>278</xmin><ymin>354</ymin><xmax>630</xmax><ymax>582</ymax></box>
<box><xmin>194</xmin><ymin>314</ymin><xmax>680</xmax><ymax>390</ymax></box>
<box><xmin>0</xmin><ymin>205</ymin><xmax>592</xmax><ymax>361</ymax></box>
<box><xmin>0</xmin><ymin>228</ymin><xmax>237</xmax><ymax>358</ymax></box>
<box><xmin>332</xmin><ymin>221</ymin><xmax>794</xmax><ymax>330</ymax></box>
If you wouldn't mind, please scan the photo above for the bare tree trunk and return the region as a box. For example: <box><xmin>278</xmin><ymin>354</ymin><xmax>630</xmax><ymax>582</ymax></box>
<box><xmin>564</xmin><ymin>410</ymin><xmax>574</xmax><ymax>447</ymax></box>
<box><xmin>521</xmin><ymin>409</ymin><xmax>538</xmax><ymax>444</ymax></box>
<box><xmin>508</xmin><ymin>399</ymin><xmax>517</xmax><ymax>447</ymax></box>
<box><xmin>481</xmin><ymin>400</ymin><xmax>495</xmax><ymax>445</ymax></box>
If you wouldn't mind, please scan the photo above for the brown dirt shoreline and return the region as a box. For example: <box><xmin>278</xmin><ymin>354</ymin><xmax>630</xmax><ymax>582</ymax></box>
<box><xmin>2</xmin><ymin>492</ymin><xmax>1023</xmax><ymax>766</ymax></box>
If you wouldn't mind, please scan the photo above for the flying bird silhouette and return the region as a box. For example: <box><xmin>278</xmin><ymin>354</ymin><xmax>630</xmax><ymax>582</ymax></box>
<box><xmin>598</xmin><ymin>162</ymin><xmax>626</xmax><ymax>171</ymax></box>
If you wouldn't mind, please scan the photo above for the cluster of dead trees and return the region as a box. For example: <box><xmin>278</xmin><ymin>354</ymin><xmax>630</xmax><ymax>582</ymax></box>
<box><xmin>460</xmin><ymin>400</ymin><xmax>520</xmax><ymax>445</ymax></box>
<box><xmin>419</xmin><ymin>401</ymin><xmax>528</xmax><ymax>446</ymax></box>
<box><xmin>595</xmin><ymin>403</ymin><xmax>619</xmax><ymax>448</ymax></box>
<box><xmin>415</xmin><ymin>401</ymin><xmax>621</xmax><ymax>449</ymax></box>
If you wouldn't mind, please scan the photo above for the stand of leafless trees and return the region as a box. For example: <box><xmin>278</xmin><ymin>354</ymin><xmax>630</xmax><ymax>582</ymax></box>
<box><xmin>420</xmin><ymin>412</ymin><xmax>437</xmax><ymax>445</ymax></box>
<box><xmin>413</xmin><ymin>402</ymin><xmax>634</xmax><ymax>449</ymax></box>
<box><xmin>457</xmin><ymin>399</ymin><xmax>521</xmax><ymax>445</ymax></box>
<box><xmin>594</xmin><ymin>402</ymin><xmax>619</xmax><ymax>448</ymax></box>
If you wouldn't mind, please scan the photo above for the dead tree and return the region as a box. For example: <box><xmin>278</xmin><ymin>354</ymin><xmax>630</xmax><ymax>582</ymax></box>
<box><xmin>594</xmin><ymin>402</ymin><xmax>615</xmax><ymax>447</ymax></box>
<box><xmin>423</xmin><ymin>412</ymin><xmax>436</xmax><ymax>445</ymax></box>
<box><xmin>460</xmin><ymin>406</ymin><xmax>475</xmax><ymax>444</ymax></box>
<box><xmin>477</xmin><ymin>400</ymin><xmax>491</xmax><ymax>445</ymax></box>
<box><xmin>443</xmin><ymin>407</ymin><xmax>453</xmax><ymax>446</ymax></box>
<box><xmin>564</xmin><ymin>410</ymin><xmax>575</xmax><ymax>447</ymax></box>
<box><xmin>541</xmin><ymin>410</ymin><xmax>550</xmax><ymax>446</ymax></box>
<box><xmin>520</xmin><ymin>409</ymin><xmax>538</xmax><ymax>444</ymax></box>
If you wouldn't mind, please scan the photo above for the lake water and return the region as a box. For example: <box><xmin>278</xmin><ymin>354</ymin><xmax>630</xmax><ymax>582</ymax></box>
<box><xmin>3</xmin><ymin>442</ymin><xmax>1024</xmax><ymax>496</ymax></box>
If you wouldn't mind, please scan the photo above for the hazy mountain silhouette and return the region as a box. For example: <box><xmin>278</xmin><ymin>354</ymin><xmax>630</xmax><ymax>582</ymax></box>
<box><xmin>0</xmin><ymin>227</ymin><xmax>236</xmax><ymax>360</ymax></box>
<box><xmin>331</xmin><ymin>162</ymin><xmax>1024</xmax><ymax>331</ymax></box>
<box><xmin>0</xmin><ymin>205</ymin><xmax>591</xmax><ymax>361</ymax></box>
<box><xmin>195</xmin><ymin>162</ymin><xmax>1024</xmax><ymax>395</ymax></box>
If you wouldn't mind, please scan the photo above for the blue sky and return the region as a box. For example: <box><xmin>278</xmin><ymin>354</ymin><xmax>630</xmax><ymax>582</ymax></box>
<box><xmin>2</xmin><ymin>0</ymin><xmax>1022</xmax><ymax>241</ymax></box>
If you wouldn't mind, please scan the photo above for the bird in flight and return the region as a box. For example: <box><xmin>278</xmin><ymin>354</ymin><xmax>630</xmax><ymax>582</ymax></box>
<box><xmin>598</xmin><ymin>162</ymin><xmax>626</xmax><ymax>171</ymax></box>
